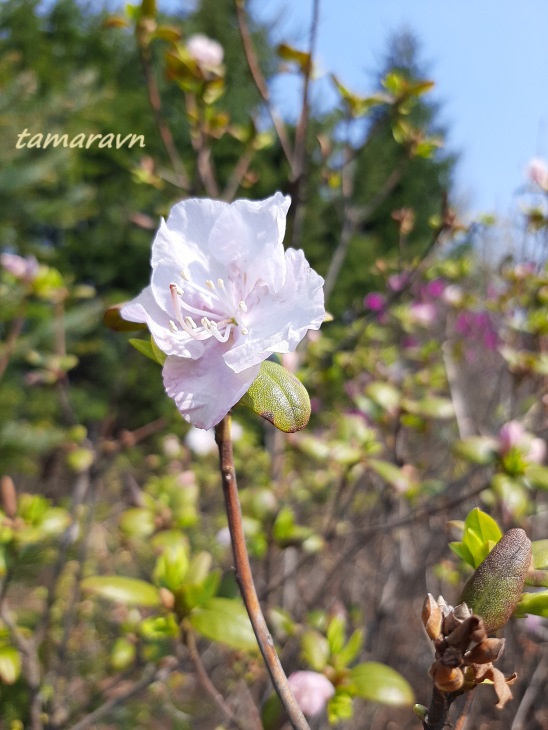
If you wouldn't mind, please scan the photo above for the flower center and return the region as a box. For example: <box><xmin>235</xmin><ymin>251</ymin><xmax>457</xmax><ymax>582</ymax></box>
<box><xmin>168</xmin><ymin>271</ymin><xmax>248</xmax><ymax>343</ymax></box>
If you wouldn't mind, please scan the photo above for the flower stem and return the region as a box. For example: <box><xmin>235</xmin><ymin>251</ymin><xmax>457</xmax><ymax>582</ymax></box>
<box><xmin>215</xmin><ymin>415</ymin><xmax>310</xmax><ymax>730</ymax></box>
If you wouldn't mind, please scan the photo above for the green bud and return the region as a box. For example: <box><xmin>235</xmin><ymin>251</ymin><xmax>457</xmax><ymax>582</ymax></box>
<box><xmin>239</xmin><ymin>360</ymin><xmax>311</xmax><ymax>433</ymax></box>
<box><xmin>460</xmin><ymin>528</ymin><xmax>532</xmax><ymax>633</ymax></box>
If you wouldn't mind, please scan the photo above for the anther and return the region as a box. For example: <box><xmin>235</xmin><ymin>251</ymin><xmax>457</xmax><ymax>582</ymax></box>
<box><xmin>239</xmin><ymin>301</ymin><xmax>247</xmax><ymax>311</ymax></box>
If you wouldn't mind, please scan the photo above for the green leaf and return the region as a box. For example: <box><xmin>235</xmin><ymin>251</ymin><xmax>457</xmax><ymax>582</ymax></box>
<box><xmin>153</xmin><ymin>545</ymin><xmax>189</xmax><ymax>591</ymax></box>
<box><xmin>0</xmin><ymin>646</ymin><xmax>22</xmax><ymax>685</ymax></box>
<box><xmin>128</xmin><ymin>337</ymin><xmax>166</xmax><ymax>365</ymax></box>
<box><xmin>514</xmin><ymin>589</ymin><xmax>548</xmax><ymax>619</ymax></box>
<box><xmin>110</xmin><ymin>637</ymin><xmax>136</xmax><ymax>671</ymax></box>
<box><xmin>349</xmin><ymin>662</ymin><xmax>414</xmax><ymax>706</ymax></box>
<box><xmin>532</xmin><ymin>540</ymin><xmax>548</xmax><ymax>569</ymax></box>
<box><xmin>81</xmin><ymin>576</ymin><xmax>161</xmax><ymax>607</ymax></box>
<box><xmin>239</xmin><ymin>360</ymin><xmax>310</xmax><ymax>433</ymax></box>
<box><xmin>327</xmin><ymin>691</ymin><xmax>354</xmax><ymax>723</ymax></box>
<box><xmin>401</xmin><ymin>397</ymin><xmax>454</xmax><ymax>419</ymax></box>
<box><xmin>189</xmin><ymin>597</ymin><xmax>257</xmax><ymax>651</ymax></box>
<box><xmin>365</xmin><ymin>382</ymin><xmax>400</xmax><ymax>413</ymax></box>
<box><xmin>453</xmin><ymin>436</ymin><xmax>498</xmax><ymax>464</ymax></box>
<box><xmin>460</xmin><ymin>528</ymin><xmax>532</xmax><ymax>632</ymax></box>
<box><xmin>301</xmin><ymin>629</ymin><xmax>330</xmax><ymax>671</ymax></box>
<box><xmin>277</xmin><ymin>43</ymin><xmax>311</xmax><ymax>73</ymax></box>
<box><xmin>119</xmin><ymin>508</ymin><xmax>156</xmax><ymax>538</ymax></box>
<box><xmin>39</xmin><ymin>507</ymin><xmax>71</xmax><ymax>536</ymax></box>
<box><xmin>524</xmin><ymin>465</ymin><xmax>548</xmax><ymax>490</ymax></box>
<box><xmin>448</xmin><ymin>540</ymin><xmax>475</xmax><ymax>567</ymax></box>
<box><xmin>336</xmin><ymin>629</ymin><xmax>364</xmax><ymax>668</ymax></box>
<box><xmin>464</xmin><ymin>508</ymin><xmax>503</xmax><ymax>545</ymax></box>
<box><xmin>327</xmin><ymin>616</ymin><xmax>346</xmax><ymax>655</ymax></box>
<box><xmin>368</xmin><ymin>459</ymin><xmax>412</xmax><ymax>491</ymax></box>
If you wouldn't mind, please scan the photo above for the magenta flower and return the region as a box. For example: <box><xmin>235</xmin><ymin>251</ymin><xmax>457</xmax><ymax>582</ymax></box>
<box><xmin>363</xmin><ymin>292</ymin><xmax>386</xmax><ymax>312</ymax></box>
<box><xmin>121</xmin><ymin>194</ymin><xmax>325</xmax><ymax>430</ymax></box>
<box><xmin>454</xmin><ymin>311</ymin><xmax>498</xmax><ymax>351</ymax></box>
<box><xmin>287</xmin><ymin>671</ymin><xmax>335</xmax><ymax>716</ymax></box>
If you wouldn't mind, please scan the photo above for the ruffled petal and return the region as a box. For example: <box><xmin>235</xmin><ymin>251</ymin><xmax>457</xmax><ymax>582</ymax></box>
<box><xmin>223</xmin><ymin>248</ymin><xmax>325</xmax><ymax>373</ymax></box>
<box><xmin>121</xmin><ymin>286</ymin><xmax>205</xmax><ymax>359</ymax></box>
<box><xmin>208</xmin><ymin>193</ymin><xmax>290</xmax><ymax>296</ymax></box>
<box><xmin>163</xmin><ymin>345</ymin><xmax>260</xmax><ymax>429</ymax></box>
<box><xmin>151</xmin><ymin>199</ymin><xmax>228</xmax><ymax>312</ymax></box>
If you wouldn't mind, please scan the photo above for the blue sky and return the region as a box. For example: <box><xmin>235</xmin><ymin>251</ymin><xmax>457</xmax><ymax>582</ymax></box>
<box><xmin>253</xmin><ymin>0</ymin><xmax>548</xmax><ymax>219</ymax></box>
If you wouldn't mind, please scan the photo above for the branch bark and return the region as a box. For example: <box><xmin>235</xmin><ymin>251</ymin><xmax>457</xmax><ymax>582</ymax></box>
<box><xmin>215</xmin><ymin>415</ymin><xmax>310</xmax><ymax>730</ymax></box>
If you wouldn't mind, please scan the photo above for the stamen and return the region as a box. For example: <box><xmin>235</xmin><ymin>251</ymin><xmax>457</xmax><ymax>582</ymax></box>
<box><xmin>181</xmin><ymin>266</ymin><xmax>191</xmax><ymax>281</ymax></box>
<box><xmin>241</xmin><ymin>327</ymin><xmax>249</xmax><ymax>335</ymax></box>
<box><xmin>239</xmin><ymin>301</ymin><xmax>247</xmax><ymax>312</ymax></box>
<box><xmin>184</xmin><ymin>316</ymin><xmax>197</xmax><ymax>329</ymax></box>
<box><xmin>169</xmin><ymin>320</ymin><xmax>179</xmax><ymax>333</ymax></box>
<box><xmin>206</xmin><ymin>279</ymin><xmax>215</xmax><ymax>290</ymax></box>
<box><xmin>170</xmin><ymin>283</ymin><xmax>185</xmax><ymax>327</ymax></box>
<box><xmin>217</xmin><ymin>279</ymin><xmax>225</xmax><ymax>290</ymax></box>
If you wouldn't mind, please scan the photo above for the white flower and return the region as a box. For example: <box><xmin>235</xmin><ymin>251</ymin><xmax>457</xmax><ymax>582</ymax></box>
<box><xmin>122</xmin><ymin>194</ymin><xmax>325</xmax><ymax>430</ymax></box>
<box><xmin>185</xmin><ymin>426</ymin><xmax>216</xmax><ymax>455</ymax></box>
<box><xmin>186</xmin><ymin>33</ymin><xmax>224</xmax><ymax>68</ymax></box>
<box><xmin>287</xmin><ymin>671</ymin><xmax>335</xmax><ymax>716</ymax></box>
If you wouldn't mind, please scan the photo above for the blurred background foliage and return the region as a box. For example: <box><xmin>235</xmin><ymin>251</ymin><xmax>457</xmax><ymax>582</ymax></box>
<box><xmin>1</xmin><ymin>1</ymin><xmax>547</xmax><ymax>729</ymax></box>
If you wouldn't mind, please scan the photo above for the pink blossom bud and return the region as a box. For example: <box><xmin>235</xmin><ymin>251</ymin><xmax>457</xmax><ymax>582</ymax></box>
<box><xmin>527</xmin><ymin>158</ymin><xmax>548</xmax><ymax>189</ymax></box>
<box><xmin>186</xmin><ymin>34</ymin><xmax>224</xmax><ymax>67</ymax></box>
<box><xmin>287</xmin><ymin>671</ymin><xmax>335</xmax><ymax>716</ymax></box>
<box><xmin>387</xmin><ymin>272</ymin><xmax>409</xmax><ymax>292</ymax></box>
<box><xmin>498</xmin><ymin>420</ymin><xmax>525</xmax><ymax>455</ymax></box>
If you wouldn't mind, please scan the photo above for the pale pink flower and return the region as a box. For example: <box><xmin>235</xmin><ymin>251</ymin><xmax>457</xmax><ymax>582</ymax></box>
<box><xmin>442</xmin><ymin>284</ymin><xmax>463</xmax><ymax>306</ymax></box>
<box><xmin>498</xmin><ymin>420</ymin><xmax>546</xmax><ymax>464</ymax></box>
<box><xmin>287</xmin><ymin>671</ymin><xmax>335</xmax><ymax>716</ymax></box>
<box><xmin>498</xmin><ymin>420</ymin><xmax>526</xmax><ymax>455</ymax></box>
<box><xmin>121</xmin><ymin>194</ymin><xmax>325</xmax><ymax>430</ymax></box>
<box><xmin>527</xmin><ymin>158</ymin><xmax>548</xmax><ymax>189</ymax></box>
<box><xmin>186</xmin><ymin>34</ymin><xmax>224</xmax><ymax>68</ymax></box>
<box><xmin>1</xmin><ymin>253</ymin><xmax>39</xmax><ymax>282</ymax></box>
<box><xmin>527</xmin><ymin>437</ymin><xmax>546</xmax><ymax>464</ymax></box>
<box><xmin>185</xmin><ymin>426</ymin><xmax>216</xmax><ymax>455</ymax></box>
<box><xmin>409</xmin><ymin>302</ymin><xmax>437</xmax><ymax>326</ymax></box>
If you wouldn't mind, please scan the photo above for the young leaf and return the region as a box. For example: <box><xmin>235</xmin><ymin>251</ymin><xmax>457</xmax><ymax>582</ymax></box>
<box><xmin>81</xmin><ymin>576</ymin><xmax>161</xmax><ymax>607</ymax></box>
<box><xmin>349</xmin><ymin>662</ymin><xmax>414</xmax><ymax>706</ymax></box>
<box><xmin>189</xmin><ymin>597</ymin><xmax>257</xmax><ymax>651</ymax></box>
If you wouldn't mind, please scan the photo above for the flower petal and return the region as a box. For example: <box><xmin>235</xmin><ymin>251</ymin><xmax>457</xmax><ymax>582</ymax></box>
<box><xmin>163</xmin><ymin>345</ymin><xmax>260</xmax><ymax>429</ymax></box>
<box><xmin>224</xmin><ymin>248</ymin><xmax>324</xmax><ymax>373</ymax></box>
<box><xmin>151</xmin><ymin>199</ymin><xmax>229</xmax><ymax>312</ymax></box>
<box><xmin>208</xmin><ymin>193</ymin><xmax>290</xmax><ymax>296</ymax></box>
<box><xmin>121</xmin><ymin>286</ymin><xmax>205</xmax><ymax>358</ymax></box>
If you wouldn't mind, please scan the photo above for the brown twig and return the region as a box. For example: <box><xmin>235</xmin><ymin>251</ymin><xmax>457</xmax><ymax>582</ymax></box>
<box><xmin>422</xmin><ymin>686</ymin><xmax>461</xmax><ymax>730</ymax></box>
<box><xmin>234</xmin><ymin>0</ymin><xmax>293</xmax><ymax>164</ymax></box>
<box><xmin>183</xmin><ymin>624</ymin><xmax>253</xmax><ymax>730</ymax></box>
<box><xmin>323</xmin><ymin>162</ymin><xmax>405</xmax><ymax>302</ymax></box>
<box><xmin>65</xmin><ymin>662</ymin><xmax>177</xmax><ymax>730</ymax></box>
<box><xmin>136</xmin><ymin>28</ymin><xmax>189</xmax><ymax>191</ymax></box>
<box><xmin>289</xmin><ymin>0</ymin><xmax>321</xmax><ymax>246</ymax></box>
<box><xmin>214</xmin><ymin>414</ymin><xmax>310</xmax><ymax>730</ymax></box>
